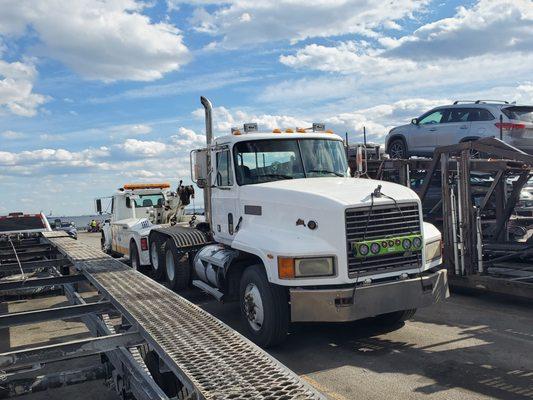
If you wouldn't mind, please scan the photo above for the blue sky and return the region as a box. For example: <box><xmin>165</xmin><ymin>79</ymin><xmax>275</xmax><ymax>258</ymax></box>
<box><xmin>0</xmin><ymin>0</ymin><xmax>532</xmax><ymax>215</ymax></box>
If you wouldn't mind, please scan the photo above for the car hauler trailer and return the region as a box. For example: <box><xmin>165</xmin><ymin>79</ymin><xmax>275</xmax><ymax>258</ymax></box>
<box><xmin>359</xmin><ymin>137</ymin><xmax>533</xmax><ymax>300</ymax></box>
<box><xmin>148</xmin><ymin>97</ymin><xmax>449</xmax><ymax>348</ymax></box>
<box><xmin>0</xmin><ymin>228</ymin><xmax>324</xmax><ymax>399</ymax></box>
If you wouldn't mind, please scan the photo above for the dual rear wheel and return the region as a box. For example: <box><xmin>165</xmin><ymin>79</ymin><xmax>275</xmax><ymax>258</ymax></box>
<box><xmin>149</xmin><ymin>238</ymin><xmax>190</xmax><ymax>291</ymax></box>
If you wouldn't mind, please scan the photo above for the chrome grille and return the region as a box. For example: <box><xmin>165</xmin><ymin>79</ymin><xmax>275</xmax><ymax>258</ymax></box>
<box><xmin>345</xmin><ymin>202</ymin><xmax>422</xmax><ymax>277</ymax></box>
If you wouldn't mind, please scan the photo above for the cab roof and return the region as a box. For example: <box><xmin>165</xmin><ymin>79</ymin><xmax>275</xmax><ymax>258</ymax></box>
<box><xmin>213</xmin><ymin>131</ymin><xmax>343</xmax><ymax>145</ymax></box>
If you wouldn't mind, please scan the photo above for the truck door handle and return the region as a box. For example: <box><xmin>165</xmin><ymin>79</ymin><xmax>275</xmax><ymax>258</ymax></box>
<box><xmin>429</xmin><ymin>127</ymin><xmax>437</xmax><ymax>131</ymax></box>
<box><xmin>460</xmin><ymin>125</ymin><xmax>468</xmax><ymax>129</ymax></box>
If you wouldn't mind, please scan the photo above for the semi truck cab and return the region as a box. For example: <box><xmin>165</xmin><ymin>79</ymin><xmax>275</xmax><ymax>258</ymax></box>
<box><xmin>180</xmin><ymin>97</ymin><xmax>449</xmax><ymax>347</ymax></box>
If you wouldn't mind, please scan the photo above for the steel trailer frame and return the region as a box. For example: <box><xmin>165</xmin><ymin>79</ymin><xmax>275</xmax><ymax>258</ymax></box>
<box><xmin>0</xmin><ymin>230</ymin><xmax>324</xmax><ymax>399</ymax></box>
<box><xmin>359</xmin><ymin>138</ymin><xmax>533</xmax><ymax>299</ymax></box>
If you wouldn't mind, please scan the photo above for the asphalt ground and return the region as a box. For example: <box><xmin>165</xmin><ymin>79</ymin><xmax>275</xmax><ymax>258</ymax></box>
<box><xmin>3</xmin><ymin>232</ymin><xmax>531</xmax><ymax>400</ymax></box>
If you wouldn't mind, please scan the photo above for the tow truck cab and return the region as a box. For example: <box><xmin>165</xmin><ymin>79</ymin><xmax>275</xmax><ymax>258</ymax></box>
<box><xmin>189</xmin><ymin>99</ymin><xmax>448</xmax><ymax>347</ymax></box>
<box><xmin>99</xmin><ymin>184</ymin><xmax>175</xmax><ymax>267</ymax></box>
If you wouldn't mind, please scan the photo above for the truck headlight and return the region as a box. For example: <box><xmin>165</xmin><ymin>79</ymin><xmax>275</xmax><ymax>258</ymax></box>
<box><xmin>295</xmin><ymin>257</ymin><xmax>334</xmax><ymax>277</ymax></box>
<box><xmin>425</xmin><ymin>240</ymin><xmax>442</xmax><ymax>262</ymax></box>
<box><xmin>278</xmin><ymin>257</ymin><xmax>335</xmax><ymax>279</ymax></box>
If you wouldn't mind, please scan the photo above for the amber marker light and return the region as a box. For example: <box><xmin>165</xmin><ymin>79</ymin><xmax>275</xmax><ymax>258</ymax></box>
<box><xmin>278</xmin><ymin>257</ymin><xmax>295</xmax><ymax>279</ymax></box>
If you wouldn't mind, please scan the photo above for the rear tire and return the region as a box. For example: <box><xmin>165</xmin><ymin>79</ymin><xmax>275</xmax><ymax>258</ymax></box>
<box><xmin>149</xmin><ymin>240</ymin><xmax>165</xmax><ymax>280</ymax></box>
<box><xmin>239</xmin><ymin>264</ymin><xmax>289</xmax><ymax>348</ymax></box>
<box><xmin>374</xmin><ymin>308</ymin><xmax>417</xmax><ymax>326</ymax></box>
<box><xmin>163</xmin><ymin>239</ymin><xmax>190</xmax><ymax>291</ymax></box>
<box><xmin>129</xmin><ymin>241</ymin><xmax>140</xmax><ymax>271</ymax></box>
<box><xmin>388</xmin><ymin>138</ymin><xmax>407</xmax><ymax>159</ymax></box>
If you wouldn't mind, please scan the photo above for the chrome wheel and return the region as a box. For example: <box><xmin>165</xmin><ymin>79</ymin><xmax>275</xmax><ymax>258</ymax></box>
<box><xmin>243</xmin><ymin>283</ymin><xmax>264</xmax><ymax>332</ymax></box>
<box><xmin>165</xmin><ymin>249</ymin><xmax>175</xmax><ymax>282</ymax></box>
<box><xmin>389</xmin><ymin>141</ymin><xmax>406</xmax><ymax>159</ymax></box>
<box><xmin>150</xmin><ymin>242</ymin><xmax>160</xmax><ymax>272</ymax></box>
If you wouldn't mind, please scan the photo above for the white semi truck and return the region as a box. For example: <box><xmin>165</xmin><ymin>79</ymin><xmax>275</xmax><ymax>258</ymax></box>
<box><xmin>96</xmin><ymin>182</ymin><xmax>195</xmax><ymax>277</ymax></box>
<box><xmin>145</xmin><ymin>97</ymin><xmax>449</xmax><ymax>347</ymax></box>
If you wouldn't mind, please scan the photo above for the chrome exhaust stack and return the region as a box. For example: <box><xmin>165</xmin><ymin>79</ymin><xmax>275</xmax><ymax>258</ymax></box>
<box><xmin>200</xmin><ymin>96</ymin><xmax>213</xmax><ymax>229</ymax></box>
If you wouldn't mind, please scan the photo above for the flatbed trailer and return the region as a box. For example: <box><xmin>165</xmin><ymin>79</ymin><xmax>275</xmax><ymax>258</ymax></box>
<box><xmin>0</xmin><ymin>231</ymin><xmax>324</xmax><ymax>399</ymax></box>
<box><xmin>356</xmin><ymin>138</ymin><xmax>533</xmax><ymax>300</ymax></box>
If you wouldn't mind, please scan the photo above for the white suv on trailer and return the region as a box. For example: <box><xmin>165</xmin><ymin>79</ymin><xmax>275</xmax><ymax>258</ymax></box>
<box><xmin>386</xmin><ymin>100</ymin><xmax>533</xmax><ymax>158</ymax></box>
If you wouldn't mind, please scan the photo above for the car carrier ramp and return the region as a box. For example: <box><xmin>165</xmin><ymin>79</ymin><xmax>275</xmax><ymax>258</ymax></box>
<box><xmin>42</xmin><ymin>231</ymin><xmax>324</xmax><ymax>400</ymax></box>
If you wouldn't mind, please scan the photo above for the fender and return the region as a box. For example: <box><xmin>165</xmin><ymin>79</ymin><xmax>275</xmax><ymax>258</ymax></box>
<box><xmin>386</xmin><ymin>133</ymin><xmax>407</xmax><ymax>153</ymax></box>
<box><xmin>230</xmin><ymin>225</ymin><xmax>338</xmax><ymax>285</ymax></box>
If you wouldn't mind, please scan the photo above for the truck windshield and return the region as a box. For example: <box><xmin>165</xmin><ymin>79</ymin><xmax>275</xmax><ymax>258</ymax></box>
<box><xmin>132</xmin><ymin>194</ymin><xmax>164</xmax><ymax>208</ymax></box>
<box><xmin>233</xmin><ymin>139</ymin><xmax>348</xmax><ymax>185</ymax></box>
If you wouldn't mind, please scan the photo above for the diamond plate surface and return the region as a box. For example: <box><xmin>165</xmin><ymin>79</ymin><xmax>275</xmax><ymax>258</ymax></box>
<box><xmin>43</xmin><ymin>232</ymin><xmax>325</xmax><ymax>400</ymax></box>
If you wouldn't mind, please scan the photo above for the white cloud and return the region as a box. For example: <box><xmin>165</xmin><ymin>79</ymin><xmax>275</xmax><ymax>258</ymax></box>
<box><xmin>120</xmin><ymin>138</ymin><xmax>167</xmax><ymax>156</ymax></box>
<box><xmin>171</xmin><ymin>127</ymin><xmax>206</xmax><ymax>147</ymax></box>
<box><xmin>189</xmin><ymin>0</ymin><xmax>429</xmax><ymax>47</ymax></box>
<box><xmin>276</xmin><ymin>0</ymin><xmax>533</xmax><ymax>106</ymax></box>
<box><xmin>192</xmin><ymin>106</ymin><xmax>310</xmax><ymax>133</ymax></box>
<box><xmin>1</xmin><ymin>130</ymin><xmax>25</xmax><ymax>139</ymax></box>
<box><xmin>89</xmin><ymin>70</ymin><xmax>258</xmax><ymax>103</ymax></box>
<box><xmin>110</xmin><ymin>124</ymin><xmax>153</xmax><ymax>138</ymax></box>
<box><xmin>382</xmin><ymin>0</ymin><xmax>533</xmax><ymax>59</ymax></box>
<box><xmin>0</xmin><ymin>0</ymin><xmax>190</xmax><ymax>82</ymax></box>
<box><xmin>0</xmin><ymin>59</ymin><xmax>47</xmax><ymax>116</ymax></box>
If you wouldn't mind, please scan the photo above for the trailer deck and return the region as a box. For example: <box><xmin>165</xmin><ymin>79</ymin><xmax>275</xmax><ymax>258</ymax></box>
<box><xmin>0</xmin><ymin>231</ymin><xmax>324</xmax><ymax>399</ymax></box>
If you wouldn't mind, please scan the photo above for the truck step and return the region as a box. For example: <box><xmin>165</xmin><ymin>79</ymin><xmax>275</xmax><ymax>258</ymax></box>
<box><xmin>192</xmin><ymin>279</ymin><xmax>224</xmax><ymax>301</ymax></box>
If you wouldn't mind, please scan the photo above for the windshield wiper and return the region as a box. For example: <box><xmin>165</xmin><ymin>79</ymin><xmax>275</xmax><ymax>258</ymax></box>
<box><xmin>308</xmin><ymin>169</ymin><xmax>344</xmax><ymax>177</ymax></box>
<box><xmin>256</xmin><ymin>174</ymin><xmax>294</xmax><ymax>180</ymax></box>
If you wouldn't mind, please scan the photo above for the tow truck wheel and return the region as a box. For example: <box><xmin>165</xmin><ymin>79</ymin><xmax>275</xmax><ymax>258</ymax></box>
<box><xmin>163</xmin><ymin>239</ymin><xmax>190</xmax><ymax>291</ymax></box>
<box><xmin>129</xmin><ymin>241</ymin><xmax>140</xmax><ymax>271</ymax></box>
<box><xmin>239</xmin><ymin>264</ymin><xmax>289</xmax><ymax>348</ymax></box>
<box><xmin>149</xmin><ymin>240</ymin><xmax>165</xmax><ymax>280</ymax></box>
<box><xmin>374</xmin><ymin>308</ymin><xmax>417</xmax><ymax>326</ymax></box>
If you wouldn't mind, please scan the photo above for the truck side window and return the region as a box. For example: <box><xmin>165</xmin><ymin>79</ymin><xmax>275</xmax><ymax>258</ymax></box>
<box><xmin>216</xmin><ymin>150</ymin><xmax>234</xmax><ymax>186</ymax></box>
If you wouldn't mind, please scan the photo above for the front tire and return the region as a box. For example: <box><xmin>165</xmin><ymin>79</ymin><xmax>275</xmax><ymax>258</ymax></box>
<box><xmin>163</xmin><ymin>239</ymin><xmax>190</xmax><ymax>291</ymax></box>
<box><xmin>388</xmin><ymin>138</ymin><xmax>407</xmax><ymax>159</ymax></box>
<box><xmin>239</xmin><ymin>264</ymin><xmax>289</xmax><ymax>348</ymax></box>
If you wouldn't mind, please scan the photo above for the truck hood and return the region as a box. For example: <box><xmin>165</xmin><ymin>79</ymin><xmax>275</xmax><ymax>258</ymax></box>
<box><xmin>239</xmin><ymin>177</ymin><xmax>420</xmax><ymax>208</ymax></box>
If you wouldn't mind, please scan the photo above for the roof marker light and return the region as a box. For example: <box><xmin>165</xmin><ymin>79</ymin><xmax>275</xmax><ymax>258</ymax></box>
<box><xmin>273</xmin><ymin>128</ymin><xmax>282</xmax><ymax>133</ymax></box>
<box><xmin>297</xmin><ymin>128</ymin><xmax>306</xmax><ymax>133</ymax></box>
<box><xmin>285</xmin><ymin>128</ymin><xmax>294</xmax><ymax>133</ymax></box>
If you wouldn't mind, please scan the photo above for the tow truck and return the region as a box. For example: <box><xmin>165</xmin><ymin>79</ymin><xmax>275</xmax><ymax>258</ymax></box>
<box><xmin>96</xmin><ymin>182</ymin><xmax>195</xmax><ymax>277</ymax></box>
<box><xmin>149</xmin><ymin>97</ymin><xmax>449</xmax><ymax>347</ymax></box>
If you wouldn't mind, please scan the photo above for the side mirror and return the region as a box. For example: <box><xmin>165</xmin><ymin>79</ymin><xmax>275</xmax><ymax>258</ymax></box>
<box><xmin>95</xmin><ymin>199</ymin><xmax>102</xmax><ymax>214</ymax></box>
<box><xmin>411</xmin><ymin>118</ymin><xmax>419</xmax><ymax>125</ymax></box>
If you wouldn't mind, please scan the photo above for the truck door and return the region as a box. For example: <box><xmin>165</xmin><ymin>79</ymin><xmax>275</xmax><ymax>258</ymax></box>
<box><xmin>211</xmin><ymin>147</ymin><xmax>238</xmax><ymax>245</ymax></box>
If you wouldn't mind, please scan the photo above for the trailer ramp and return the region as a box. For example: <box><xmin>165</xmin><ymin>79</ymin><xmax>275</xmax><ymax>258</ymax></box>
<box><xmin>43</xmin><ymin>231</ymin><xmax>323</xmax><ymax>400</ymax></box>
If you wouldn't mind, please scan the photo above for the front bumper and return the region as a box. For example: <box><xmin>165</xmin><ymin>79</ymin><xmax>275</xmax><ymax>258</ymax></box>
<box><xmin>290</xmin><ymin>269</ymin><xmax>449</xmax><ymax>322</ymax></box>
